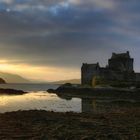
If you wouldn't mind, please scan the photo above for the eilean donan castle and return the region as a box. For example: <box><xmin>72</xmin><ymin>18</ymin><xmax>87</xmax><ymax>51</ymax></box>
<box><xmin>81</xmin><ymin>51</ymin><xmax>140</xmax><ymax>86</ymax></box>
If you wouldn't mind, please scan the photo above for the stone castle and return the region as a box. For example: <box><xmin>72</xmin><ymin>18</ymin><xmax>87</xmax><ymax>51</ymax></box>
<box><xmin>81</xmin><ymin>51</ymin><xmax>140</xmax><ymax>86</ymax></box>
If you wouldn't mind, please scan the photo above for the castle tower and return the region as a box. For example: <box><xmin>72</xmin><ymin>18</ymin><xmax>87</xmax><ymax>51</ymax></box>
<box><xmin>81</xmin><ymin>63</ymin><xmax>100</xmax><ymax>85</ymax></box>
<box><xmin>108</xmin><ymin>51</ymin><xmax>134</xmax><ymax>72</ymax></box>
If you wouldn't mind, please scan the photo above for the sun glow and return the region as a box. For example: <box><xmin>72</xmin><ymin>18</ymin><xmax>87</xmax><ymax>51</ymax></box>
<box><xmin>0</xmin><ymin>60</ymin><xmax>80</xmax><ymax>82</ymax></box>
<box><xmin>0</xmin><ymin>60</ymin><xmax>9</xmax><ymax>64</ymax></box>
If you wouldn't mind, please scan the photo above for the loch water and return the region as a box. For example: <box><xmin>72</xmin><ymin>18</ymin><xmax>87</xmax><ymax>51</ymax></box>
<box><xmin>0</xmin><ymin>84</ymin><xmax>138</xmax><ymax>113</ymax></box>
<box><xmin>0</xmin><ymin>83</ymin><xmax>81</xmax><ymax>113</ymax></box>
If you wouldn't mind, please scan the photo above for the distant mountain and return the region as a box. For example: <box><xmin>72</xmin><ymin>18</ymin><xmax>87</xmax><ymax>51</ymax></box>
<box><xmin>52</xmin><ymin>79</ymin><xmax>81</xmax><ymax>84</ymax></box>
<box><xmin>0</xmin><ymin>72</ymin><xmax>30</xmax><ymax>83</ymax></box>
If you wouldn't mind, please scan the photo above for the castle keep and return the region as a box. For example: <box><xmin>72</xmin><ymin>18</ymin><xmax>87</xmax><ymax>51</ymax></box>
<box><xmin>81</xmin><ymin>51</ymin><xmax>140</xmax><ymax>86</ymax></box>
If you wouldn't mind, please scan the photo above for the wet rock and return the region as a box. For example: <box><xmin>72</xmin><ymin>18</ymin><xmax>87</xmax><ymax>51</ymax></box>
<box><xmin>47</xmin><ymin>83</ymin><xmax>140</xmax><ymax>100</ymax></box>
<box><xmin>0</xmin><ymin>88</ymin><xmax>27</xmax><ymax>95</ymax></box>
<box><xmin>0</xmin><ymin>109</ymin><xmax>139</xmax><ymax>140</ymax></box>
<box><xmin>47</xmin><ymin>89</ymin><xmax>55</xmax><ymax>93</ymax></box>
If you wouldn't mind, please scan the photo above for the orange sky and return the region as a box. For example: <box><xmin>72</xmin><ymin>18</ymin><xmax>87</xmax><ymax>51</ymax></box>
<box><xmin>0</xmin><ymin>60</ymin><xmax>80</xmax><ymax>82</ymax></box>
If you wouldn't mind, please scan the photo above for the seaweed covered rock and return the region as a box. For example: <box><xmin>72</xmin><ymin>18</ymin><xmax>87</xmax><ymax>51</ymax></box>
<box><xmin>0</xmin><ymin>88</ymin><xmax>27</xmax><ymax>95</ymax></box>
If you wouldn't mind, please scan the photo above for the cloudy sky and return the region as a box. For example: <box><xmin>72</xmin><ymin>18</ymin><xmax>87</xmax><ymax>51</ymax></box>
<box><xmin>0</xmin><ymin>0</ymin><xmax>140</xmax><ymax>81</ymax></box>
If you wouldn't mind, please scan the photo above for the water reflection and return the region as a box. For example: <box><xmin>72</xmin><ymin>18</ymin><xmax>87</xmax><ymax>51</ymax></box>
<box><xmin>0</xmin><ymin>92</ymin><xmax>139</xmax><ymax>113</ymax></box>
<box><xmin>82</xmin><ymin>98</ymin><xmax>96</xmax><ymax>113</ymax></box>
<box><xmin>57</xmin><ymin>93</ymin><xmax>140</xmax><ymax>113</ymax></box>
<box><xmin>0</xmin><ymin>92</ymin><xmax>81</xmax><ymax>113</ymax></box>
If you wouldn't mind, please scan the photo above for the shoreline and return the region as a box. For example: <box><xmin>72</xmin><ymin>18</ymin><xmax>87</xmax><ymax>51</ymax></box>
<box><xmin>48</xmin><ymin>85</ymin><xmax>140</xmax><ymax>100</ymax></box>
<box><xmin>0</xmin><ymin>84</ymin><xmax>139</xmax><ymax>139</ymax></box>
<box><xmin>0</xmin><ymin>109</ymin><xmax>139</xmax><ymax>139</ymax></box>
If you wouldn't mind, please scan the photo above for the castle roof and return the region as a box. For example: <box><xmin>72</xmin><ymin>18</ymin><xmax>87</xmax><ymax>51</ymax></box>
<box><xmin>82</xmin><ymin>63</ymin><xmax>100</xmax><ymax>69</ymax></box>
<box><xmin>111</xmin><ymin>51</ymin><xmax>130</xmax><ymax>59</ymax></box>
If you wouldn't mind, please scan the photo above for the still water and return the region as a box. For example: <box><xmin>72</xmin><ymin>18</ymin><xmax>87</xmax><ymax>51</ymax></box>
<box><xmin>0</xmin><ymin>84</ymin><xmax>81</xmax><ymax>113</ymax></box>
<box><xmin>0</xmin><ymin>84</ymin><xmax>138</xmax><ymax>113</ymax></box>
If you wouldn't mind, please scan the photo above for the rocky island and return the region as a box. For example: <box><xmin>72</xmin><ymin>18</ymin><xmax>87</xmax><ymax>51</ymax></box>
<box><xmin>48</xmin><ymin>51</ymin><xmax>140</xmax><ymax>96</ymax></box>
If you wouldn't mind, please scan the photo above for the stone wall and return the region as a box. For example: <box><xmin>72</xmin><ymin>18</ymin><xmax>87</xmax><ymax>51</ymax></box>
<box><xmin>81</xmin><ymin>63</ymin><xmax>99</xmax><ymax>86</ymax></box>
<box><xmin>136</xmin><ymin>73</ymin><xmax>140</xmax><ymax>81</ymax></box>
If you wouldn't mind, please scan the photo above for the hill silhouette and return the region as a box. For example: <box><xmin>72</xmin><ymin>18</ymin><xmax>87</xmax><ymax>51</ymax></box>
<box><xmin>0</xmin><ymin>72</ymin><xmax>30</xmax><ymax>83</ymax></box>
<box><xmin>52</xmin><ymin>79</ymin><xmax>80</xmax><ymax>84</ymax></box>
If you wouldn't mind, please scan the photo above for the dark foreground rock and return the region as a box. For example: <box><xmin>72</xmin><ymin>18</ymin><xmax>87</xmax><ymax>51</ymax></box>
<box><xmin>0</xmin><ymin>109</ymin><xmax>139</xmax><ymax>140</ymax></box>
<box><xmin>0</xmin><ymin>88</ymin><xmax>27</xmax><ymax>95</ymax></box>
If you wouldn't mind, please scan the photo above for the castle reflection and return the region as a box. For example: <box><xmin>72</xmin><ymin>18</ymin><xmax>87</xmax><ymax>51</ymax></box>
<box><xmin>56</xmin><ymin>93</ymin><xmax>97</xmax><ymax>113</ymax></box>
<box><xmin>56</xmin><ymin>93</ymin><xmax>138</xmax><ymax>113</ymax></box>
<box><xmin>82</xmin><ymin>98</ymin><xmax>96</xmax><ymax>113</ymax></box>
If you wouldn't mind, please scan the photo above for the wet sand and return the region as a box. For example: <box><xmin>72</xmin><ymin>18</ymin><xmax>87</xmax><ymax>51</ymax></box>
<box><xmin>0</xmin><ymin>108</ymin><xmax>139</xmax><ymax>140</ymax></box>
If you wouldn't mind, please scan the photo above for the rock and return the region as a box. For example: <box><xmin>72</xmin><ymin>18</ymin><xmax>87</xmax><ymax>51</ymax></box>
<box><xmin>0</xmin><ymin>109</ymin><xmax>139</xmax><ymax>140</ymax></box>
<box><xmin>0</xmin><ymin>78</ymin><xmax>6</xmax><ymax>84</ymax></box>
<box><xmin>0</xmin><ymin>88</ymin><xmax>27</xmax><ymax>95</ymax></box>
<box><xmin>47</xmin><ymin>89</ymin><xmax>55</xmax><ymax>93</ymax></box>
<box><xmin>47</xmin><ymin>83</ymin><xmax>140</xmax><ymax>100</ymax></box>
